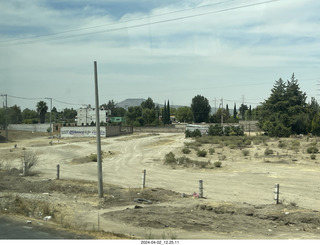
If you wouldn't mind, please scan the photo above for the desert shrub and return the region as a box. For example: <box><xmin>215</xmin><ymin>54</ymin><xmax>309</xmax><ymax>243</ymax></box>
<box><xmin>181</xmin><ymin>147</ymin><xmax>191</xmax><ymax>154</ymax></box>
<box><xmin>214</xmin><ymin>161</ymin><xmax>222</xmax><ymax>167</ymax></box>
<box><xmin>197</xmin><ymin>149</ymin><xmax>207</xmax><ymax>157</ymax></box>
<box><xmin>307</xmin><ymin>146</ymin><xmax>319</xmax><ymax>154</ymax></box>
<box><xmin>218</xmin><ymin>155</ymin><xmax>226</xmax><ymax>161</ymax></box>
<box><xmin>291</xmin><ymin>140</ymin><xmax>300</xmax><ymax>147</ymax></box>
<box><xmin>176</xmin><ymin>156</ymin><xmax>192</xmax><ymax>166</ymax></box>
<box><xmin>242</xmin><ymin>149</ymin><xmax>250</xmax><ymax>156</ymax></box>
<box><xmin>89</xmin><ymin>154</ymin><xmax>98</xmax><ymax>162</ymax></box>
<box><xmin>164</xmin><ymin>152</ymin><xmax>176</xmax><ymax>164</ymax></box>
<box><xmin>208</xmin><ymin>124</ymin><xmax>223</xmax><ymax>136</ymax></box>
<box><xmin>185</xmin><ymin>129</ymin><xmax>202</xmax><ymax>138</ymax></box>
<box><xmin>311</xmin><ymin>154</ymin><xmax>316</xmax><ymax>160</ymax></box>
<box><xmin>264</xmin><ymin>148</ymin><xmax>274</xmax><ymax>156</ymax></box>
<box><xmin>194</xmin><ymin>160</ymin><xmax>209</xmax><ymax>168</ymax></box>
<box><xmin>21</xmin><ymin>152</ymin><xmax>39</xmax><ymax>176</ymax></box>
<box><xmin>209</xmin><ymin>148</ymin><xmax>215</xmax><ymax>155</ymax></box>
<box><xmin>278</xmin><ymin>141</ymin><xmax>287</xmax><ymax>148</ymax></box>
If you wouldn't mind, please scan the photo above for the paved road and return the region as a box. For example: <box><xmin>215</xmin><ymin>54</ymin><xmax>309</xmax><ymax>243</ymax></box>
<box><xmin>0</xmin><ymin>216</ymin><xmax>92</xmax><ymax>239</ymax></box>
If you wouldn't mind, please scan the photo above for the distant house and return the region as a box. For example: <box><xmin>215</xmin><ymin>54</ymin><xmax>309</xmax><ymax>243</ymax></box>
<box><xmin>75</xmin><ymin>105</ymin><xmax>111</xmax><ymax>126</ymax></box>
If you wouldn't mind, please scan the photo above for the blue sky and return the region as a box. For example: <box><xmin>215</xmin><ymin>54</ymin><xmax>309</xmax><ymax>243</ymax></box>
<box><xmin>1</xmin><ymin>0</ymin><xmax>320</xmax><ymax>110</ymax></box>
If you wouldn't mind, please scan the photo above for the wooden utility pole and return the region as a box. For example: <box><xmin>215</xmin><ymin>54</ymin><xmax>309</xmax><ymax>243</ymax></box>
<box><xmin>45</xmin><ymin>97</ymin><xmax>52</xmax><ymax>134</ymax></box>
<box><xmin>94</xmin><ymin>61</ymin><xmax>104</xmax><ymax>198</ymax></box>
<box><xmin>1</xmin><ymin>94</ymin><xmax>8</xmax><ymax>141</ymax></box>
<box><xmin>221</xmin><ymin>98</ymin><xmax>224</xmax><ymax>126</ymax></box>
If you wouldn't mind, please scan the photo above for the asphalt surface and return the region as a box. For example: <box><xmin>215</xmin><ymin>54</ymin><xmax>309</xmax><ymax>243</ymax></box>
<box><xmin>0</xmin><ymin>216</ymin><xmax>92</xmax><ymax>240</ymax></box>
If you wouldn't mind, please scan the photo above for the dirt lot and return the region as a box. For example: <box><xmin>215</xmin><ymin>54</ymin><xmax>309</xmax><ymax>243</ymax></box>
<box><xmin>1</xmin><ymin>130</ymin><xmax>320</xmax><ymax>239</ymax></box>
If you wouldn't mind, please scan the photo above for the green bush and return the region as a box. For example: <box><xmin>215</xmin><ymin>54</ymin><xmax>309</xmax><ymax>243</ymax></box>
<box><xmin>209</xmin><ymin>148</ymin><xmax>215</xmax><ymax>155</ymax></box>
<box><xmin>182</xmin><ymin>147</ymin><xmax>191</xmax><ymax>154</ymax></box>
<box><xmin>307</xmin><ymin>146</ymin><xmax>319</xmax><ymax>154</ymax></box>
<box><xmin>311</xmin><ymin>154</ymin><xmax>316</xmax><ymax>160</ymax></box>
<box><xmin>164</xmin><ymin>152</ymin><xmax>176</xmax><ymax>164</ymax></box>
<box><xmin>194</xmin><ymin>160</ymin><xmax>209</xmax><ymax>168</ymax></box>
<box><xmin>278</xmin><ymin>141</ymin><xmax>287</xmax><ymax>148</ymax></box>
<box><xmin>177</xmin><ymin>156</ymin><xmax>192</xmax><ymax>166</ymax></box>
<box><xmin>214</xmin><ymin>161</ymin><xmax>222</xmax><ymax>167</ymax></box>
<box><xmin>218</xmin><ymin>155</ymin><xmax>226</xmax><ymax>161</ymax></box>
<box><xmin>264</xmin><ymin>148</ymin><xmax>274</xmax><ymax>156</ymax></box>
<box><xmin>242</xmin><ymin>149</ymin><xmax>250</xmax><ymax>156</ymax></box>
<box><xmin>197</xmin><ymin>149</ymin><xmax>207</xmax><ymax>157</ymax></box>
<box><xmin>185</xmin><ymin>129</ymin><xmax>202</xmax><ymax>138</ymax></box>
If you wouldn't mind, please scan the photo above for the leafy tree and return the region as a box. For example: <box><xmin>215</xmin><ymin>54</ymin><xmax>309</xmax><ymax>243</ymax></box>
<box><xmin>61</xmin><ymin>108</ymin><xmax>77</xmax><ymax>123</ymax></box>
<box><xmin>7</xmin><ymin>105</ymin><xmax>22</xmax><ymax>124</ymax></box>
<box><xmin>36</xmin><ymin>101</ymin><xmax>48</xmax><ymax>124</ymax></box>
<box><xmin>239</xmin><ymin>104</ymin><xmax>248</xmax><ymax>120</ymax></box>
<box><xmin>141</xmin><ymin>97</ymin><xmax>155</xmax><ymax>110</ymax></box>
<box><xmin>112</xmin><ymin>107</ymin><xmax>126</xmax><ymax>117</ymax></box>
<box><xmin>191</xmin><ymin>95</ymin><xmax>211</xmax><ymax>123</ymax></box>
<box><xmin>176</xmin><ymin>106</ymin><xmax>193</xmax><ymax>123</ymax></box>
<box><xmin>126</xmin><ymin>106</ymin><xmax>142</xmax><ymax>124</ymax></box>
<box><xmin>22</xmin><ymin>108</ymin><xmax>38</xmax><ymax>124</ymax></box>
<box><xmin>142</xmin><ymin>108</ymin><xmax>156</xmax><ymax>125</ymax></box>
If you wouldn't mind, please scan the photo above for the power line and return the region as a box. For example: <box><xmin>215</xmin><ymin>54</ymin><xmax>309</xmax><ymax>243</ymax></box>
<box><xmin>0</xmin><ymin>0</ymin><xmax>238</xmax><ymax>45</ymax></box>
<box><xmin>0</xmin><ymin>0</ymin><xmax>281</xmax><ymax>46</ymax></box>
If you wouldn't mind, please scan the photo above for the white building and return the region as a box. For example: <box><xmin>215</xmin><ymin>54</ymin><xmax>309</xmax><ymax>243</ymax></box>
<box><xmin>76</xmin><ymin>105</ymin><xmax>111</xmax><ymax>125</ymax></box>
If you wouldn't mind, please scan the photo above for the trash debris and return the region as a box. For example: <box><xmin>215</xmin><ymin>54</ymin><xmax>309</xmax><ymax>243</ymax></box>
<box><xmin>133</xmin><ymin>198</ymin><xmax>152</xmax><ymax>204</ymax></box>
<box><xmin>26</xmin><ymin>220</ymin><xmax>32</xmax><ymax>224</ymax></box>
<box><xmin>192</xmin><ymin>192</ymin><xmax>199</xmax><ymax>198</ymax></box>
<box><xmin>43</xmin><ymin>216</ymin><xmax>51</xmax><ymax>221</ymax></box>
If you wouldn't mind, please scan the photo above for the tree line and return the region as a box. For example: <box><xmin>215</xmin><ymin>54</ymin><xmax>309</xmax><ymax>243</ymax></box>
<box><xmin>1</xmin><ymin>73</ymin><xmax>319</xmax><ymax>136</ymax></box>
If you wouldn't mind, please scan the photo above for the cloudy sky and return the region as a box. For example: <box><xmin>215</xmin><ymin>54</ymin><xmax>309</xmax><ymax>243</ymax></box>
<box><xmin>1</xmin><ymin>0</ymin><xmax>319</xmax><ymax>110</ymax></box>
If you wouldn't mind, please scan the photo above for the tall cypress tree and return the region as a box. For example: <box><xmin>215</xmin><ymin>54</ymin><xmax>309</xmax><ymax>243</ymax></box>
<box><xmin>167</xmin><ymin>100</ymin><xmax>171</xmax><ymax>124</ymax></box>
<box><xmin>163</xmin><ymin>101</ymin><xmax>167</xmax><ymax>124</ymax></box>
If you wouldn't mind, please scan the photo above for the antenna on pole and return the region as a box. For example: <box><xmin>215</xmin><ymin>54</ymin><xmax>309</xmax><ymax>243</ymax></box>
<box><xmin>94</xmin><ymin>61</ymin><xmax>104</xmax><ymax>198</ymax></box>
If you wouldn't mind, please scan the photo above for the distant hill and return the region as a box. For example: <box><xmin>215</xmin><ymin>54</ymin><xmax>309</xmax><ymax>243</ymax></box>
<box><xmin>116</xmin><ymin>98</ymin><xmax>146</xmax><ymax>110</ymax></box>
<box><xmin>116</xmin><ymin>98</ymin><xmax>184</xmax><ymax>110</ymax></box>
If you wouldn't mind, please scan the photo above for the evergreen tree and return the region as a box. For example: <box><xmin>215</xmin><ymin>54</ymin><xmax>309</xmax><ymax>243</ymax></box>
<box><xmin>191</xmin><ymin>95</ymin><xmax>211</xmax><ymax>123</ymax></box>
<box><xmin>258</xmin><ymin>74</ymin><xmax>308</xmax><ymax>136</ymax></box>
<box><xmin>233</xmin><ymin>103</ymin><xmax>237</xmax><ymax>119</ymax></box>
<box><xmin>167</xmin><ymin>100</ymin><xmax>171</xmax><ymax>124</ymax></box>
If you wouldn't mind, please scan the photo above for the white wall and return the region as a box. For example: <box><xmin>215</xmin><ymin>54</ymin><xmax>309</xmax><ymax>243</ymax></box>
<box><xmin>60</xmin><ymin>126</ymin><xmax>106</xmax><ymax>138</ymax></box>
<box><xmin>8</xmin><ymin>124</ymin><xmax>51</xmax><ymax>132</ymax></box>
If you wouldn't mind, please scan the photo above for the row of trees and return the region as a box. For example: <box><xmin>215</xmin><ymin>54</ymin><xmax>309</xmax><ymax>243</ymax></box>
<box><xmin>2</xmin><ymin>73</ymin><xmax>319</xmax><ymax>137</ymax></box>
<box><xmin>0</xmin><ymin>102</ymin><xmax>77</xmax><ymax>127</ymax></box>
<box><xmin>0</xmin><ymin>96</ymin><xmax>250</xmax><ymax>128</ymax></box>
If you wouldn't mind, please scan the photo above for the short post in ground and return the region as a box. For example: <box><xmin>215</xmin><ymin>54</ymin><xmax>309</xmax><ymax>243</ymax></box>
<box><xmin>22</xmin><ymin>162</ymin><xmax>28</xmax><ymax>176</ymax></box>
<box><xmin>274</xmin><ymin>183</ymin><xmax>280</xmax><ymax>204</ymax></box>
<box><xmin>56</xmin><ymin>164</ymin><xmax>60</xmax><ymax>180</ymax></box>
<box><xmin>142</xmin><ymin>169</ymin><xmax>146</xmax><ymax>189</ymax></box>
<box><xmin>199</xmin><ymin>180</ymin><xmax>203</xmax><ymax>198</ymax></box>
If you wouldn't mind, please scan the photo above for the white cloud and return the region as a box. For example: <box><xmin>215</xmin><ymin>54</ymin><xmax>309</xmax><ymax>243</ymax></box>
<box><xmin>1</xmin><ymin>0</ymin><xmax>320</xmax><ymax>110</ymax></box>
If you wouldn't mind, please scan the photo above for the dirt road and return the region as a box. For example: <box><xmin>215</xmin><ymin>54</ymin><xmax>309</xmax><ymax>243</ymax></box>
<box><xmin>1</xmin><ymin>132</ymin><xmax>320</xmax><ymax>239</ymax></box>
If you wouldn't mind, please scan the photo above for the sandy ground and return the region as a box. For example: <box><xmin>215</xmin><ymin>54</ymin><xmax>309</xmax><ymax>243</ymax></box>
<box><xmin>1</xmin><ymin>131</ymin><xmax>320</xmax><ymax>239</ymax></box>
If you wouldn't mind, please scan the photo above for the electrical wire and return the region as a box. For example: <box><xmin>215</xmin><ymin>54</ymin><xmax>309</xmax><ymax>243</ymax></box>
<box><xmin>0</xmin><ymin>0</ymin><xmax>281</xmax><ymax>46</ymax></box>
<box><xmin>0</xmin><ymin>0</ymin><xmax>238</xmax><ymax>45</ymax></box>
